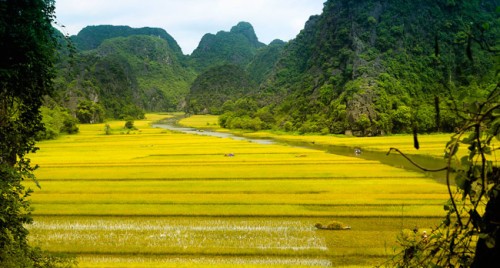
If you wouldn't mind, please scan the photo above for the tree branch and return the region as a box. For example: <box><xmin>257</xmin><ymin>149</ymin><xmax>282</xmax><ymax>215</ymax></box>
<box><xmin>386</xmin><ymin>147</ymin><xmax>448</xmax><ymax>172</ymax></box>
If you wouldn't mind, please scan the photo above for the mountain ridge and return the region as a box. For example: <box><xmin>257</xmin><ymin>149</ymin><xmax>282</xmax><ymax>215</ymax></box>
<box><xmin>71</xmin><ymin>25</ymin><xmax>184</xmax><ymax>55</ymax></box>
<box><xmin>225</xmin><ymin>0</ymin><xmax>499</xmax><ymax>135</ymax></box>
<box><xmin>49</xmin><ymin>1</ymin><xmax>498</xmax><ymax>137</ymax></box>
<box><xmin>189</xmin><ymin>21</ymin><xmax>267</xmax><ymax>71</ymax></box>
<box><xmin>52</xmin><ymin>21</ymin><xmax>274</xmax><ymax>120</ymax></box>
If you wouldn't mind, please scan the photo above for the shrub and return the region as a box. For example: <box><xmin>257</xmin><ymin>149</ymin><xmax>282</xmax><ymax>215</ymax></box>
<box><xmin>104</xmin><ymin>124</ymin><xmax>111</xmax><ymax>135</ymax></box>
<box><xmin>61</xmin><ymin>116</ymin><xmax>79</xmax><ymax>134</ymax></box>
<box><xmin>124</xmin><ymin>119</ymin><xmax>135</xmax><ymax>130</ymax></box>
<box><xmin>315</xmin><ymin>220</ymin><xmax>350</xmax><ymax>230</ymax></box>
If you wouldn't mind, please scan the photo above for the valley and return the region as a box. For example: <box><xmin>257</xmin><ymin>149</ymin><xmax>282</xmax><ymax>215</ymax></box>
<box><xmin>27</xmin><ymin>114</ymin><xmax>450</xmax><ymax>267</ymax></box>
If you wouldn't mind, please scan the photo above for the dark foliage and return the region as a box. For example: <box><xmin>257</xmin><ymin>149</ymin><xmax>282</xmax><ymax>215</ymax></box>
<box><xmin>221</xmin><ymin>0</ymin><xmax>498</xmax><ymax>135</ymax></box>
<box><xmin>247</xmin><ymin>39</ymin><xmax>286</xmax><ymax>84</ymax></box>
<box><xmin>0</xmin><ymin>0</ymin><xmax>76</xmax><ymax>266</ymax></box>
<box><xmin>383</xmin><ymin>86</ymin><xmax>499</xmax><ymax>268</ymax></box>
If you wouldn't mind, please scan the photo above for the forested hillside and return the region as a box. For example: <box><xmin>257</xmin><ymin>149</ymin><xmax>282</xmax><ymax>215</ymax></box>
<box><xmin>189</xmin><ymin>22</ymin><xmax>266</xmax><ymax>71</ymax></box>
<box><xmin>220</xmin><ymin>0</ymin><xmax>499</xmax><ymax>135</ymax></box>
<box><xmin>247</xmin><ymin>39</ymin><xmax>287</xmax><ymax>84</ymax></box>
<box><xmin>47</xmin><ymin>0</ymin><xmax>498</xmax><ymax>137</ymax></box>
<box><xmin>185</xmin><ymin>64</ymin><xmax>256</xmax><ymax>114</ymax></box>
<box><xmin>51</xmin><ymin>29</ymin><xmax>196</xmax><ymax>122</ymax></box>
<box><xmin>184</xmin><ymin>22</ymin><xmax>285</xmax><ymax>114</ymax></box>
<box><xmin>71</xmin><ymin>25</ymin><xmax>184</xmax><ymax>55</ymax></box>
<box><xmin>48</xmin><ymin>22</ymin><xmax>282</xmax><ymax>127</ymax></box>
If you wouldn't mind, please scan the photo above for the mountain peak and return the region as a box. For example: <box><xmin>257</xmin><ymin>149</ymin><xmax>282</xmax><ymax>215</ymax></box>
<box><xmin>72</xmin><ymin>25</ymin><xmax>183</xmax><ymax>54</ymax></box>
<box><xmin>190</xmin><ymin>21</ymin><xmax>266</xmax><ymax>71</ymax></box>
<box><xmin>230</xmin><ymin>21</ymin><xmax>262</xmax><ymax>47</ymax></box>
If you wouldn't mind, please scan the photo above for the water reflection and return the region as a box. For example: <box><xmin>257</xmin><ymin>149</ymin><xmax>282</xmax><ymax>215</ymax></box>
<box><xmin>295</xmin><ymin>141</ymin><xmax>448</xmax><ymax>184</ymax></box>
<box><xmin>152</xmin><ymin>123</ymin><xmax>275</xmax><ymax>145</ymax></box>
<box><xmin>153</xmin><ymin>121</ymin><xmax>448</xmax><ymax>184</ymax></box>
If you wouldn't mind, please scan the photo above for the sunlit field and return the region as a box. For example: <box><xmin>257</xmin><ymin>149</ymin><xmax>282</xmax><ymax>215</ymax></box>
<box><xmin>178</xmin><ymin>115</ymin><xmax>453</xmax><ymax>159</ymax></box>
<box><xmin>178</xmin><ymin>114</ymin><xmax>222</xmax><ymax>130</ymax></box>
<box><xmin>27</xmin><ymin>114</ymin><xmax>451</xmax><ymax>267</ymax></box>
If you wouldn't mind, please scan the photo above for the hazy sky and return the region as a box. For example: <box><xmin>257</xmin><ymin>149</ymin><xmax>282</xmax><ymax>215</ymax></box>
<box><xmin>54</xmin><ymin>0</ymin><xmax>326</xmax><ymax>55</ymax></box>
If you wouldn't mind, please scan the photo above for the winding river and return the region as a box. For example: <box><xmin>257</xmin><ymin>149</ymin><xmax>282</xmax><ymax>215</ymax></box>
<box><xmin>153</xmin><ymin>119</ymin><xmax>448</xmax><ymax>184</ymax></box>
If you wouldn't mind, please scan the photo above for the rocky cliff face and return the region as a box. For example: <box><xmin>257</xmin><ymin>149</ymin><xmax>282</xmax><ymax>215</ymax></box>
<box><xmin>256</xmin><ymin>0</ymin><xmax>499</xmax><ymax>135</ymax></box>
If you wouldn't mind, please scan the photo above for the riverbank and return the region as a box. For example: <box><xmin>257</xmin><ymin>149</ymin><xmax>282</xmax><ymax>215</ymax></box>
<box><xmin>177</xmin><ymin>115</ymin><xmax>452</xmax><ymax>159</ymax></box>
<box><xmin>175</xmin><ymin>115</ymin><xmax>452</xmax><ymax>183</ymax></box>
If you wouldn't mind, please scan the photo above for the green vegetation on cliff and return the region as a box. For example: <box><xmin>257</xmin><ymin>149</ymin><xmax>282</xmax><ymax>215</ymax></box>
<box><xmin>220</xmin><ymin>0</ymin><xmax>499</xmax><ymax>135</ymax></box>
<box><xmin>47</xmin><ymin>1</ymin><xmax>497</xmax><ymax>137</ymax></box>
<box><xmin>53</xmin><ymin>34</ymin><xmax>195</xmax><ymax>120</ymax></box>
<box><xmin>185</xmin><ymin>64</ymin><xmax>256</xmax><ymax>114</ymax></box>
<box><xmin>50</xmin><ymin>22</ymin><xmax>280</xmax><ymax>124</ymax></box>
<box><xmin>189</xmin><ymin>22</ymin><xmax>266</xmax><ymax>71</ymax></box>
<box><xmin>72</xmin><ymin>25</ymin><xmax>183</xmax><ymax>55</ymax></box>
<box><xmin>247</xmin><ymin>39</ymin><xmax>286</xmax><ymax>84</ymax></box>
<box><xmin>184</xmin><ymin>23</ymin><xmax>285</xmax><ymax>114</ymax></box>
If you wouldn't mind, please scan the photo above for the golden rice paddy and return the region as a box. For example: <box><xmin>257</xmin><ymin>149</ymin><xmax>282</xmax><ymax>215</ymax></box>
<box><xmin>26</xmin><ymin>114</ymin><xmax>453</xmax><ymax>267</ymax></box>
<box><xmin>178</xmin><ymin>115</ymin><xmax>455</xmax><ymax>159</ymax></box>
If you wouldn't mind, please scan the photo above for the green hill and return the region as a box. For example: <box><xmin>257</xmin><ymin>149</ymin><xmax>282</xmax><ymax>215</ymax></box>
<box><xmin>189</xmin><ymin>22</ymin><xmax>266</xmax><ymax>71</ymax></box>
<box><xmin>52</xmin><ymin>22</ymin><xmax>276</xmax><ymax>121</ymax></box>
<box><xmin>54</xmin><ymin>34</ymin><xmax>195</xmax><ymax>120</ymax></box>
<box><xmin>247</xmin><ymin>39</ymin><xmax>286</xmax><ymax>84</ymax></box>
<box><xmin>184</xmin><ymin>23</ymin><xmax>285</xmax><ymax>114</ymax></box>
<box><xmin>185</xmin><ymin>64</ymin><xmax>256</xmax><ymax>114</ymax></box>
<box><xmin>71</xmin><ymin>25</ymin><xmax>183</xmax><ymax>55</ymax></box>
<box><xmin>49</xmin><ymin>1</ymin><xmax>498</xmax><ymax>135</ymax></box>
<box><xmin>222</xmin><ymin>0</ymin><xmax>499</xmax><ymax>135</ymax></box>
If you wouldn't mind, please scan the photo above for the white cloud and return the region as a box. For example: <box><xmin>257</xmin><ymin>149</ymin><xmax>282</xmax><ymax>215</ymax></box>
<box><xmin>54</xmin><ymin>0</ymin><xmax>325</xmax><ymax>54</ymax></box>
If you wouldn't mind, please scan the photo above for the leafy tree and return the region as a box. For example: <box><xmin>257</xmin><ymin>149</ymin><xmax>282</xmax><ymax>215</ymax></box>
<box><xmin>384</xmin><ymin>85</ymin><xmax>499</xmax><ymax>268</ymax></box>
<box><xmin>355</xmin><ymin>114</ymin><xmax>371</xmax><ymax>136</ymax></box>
<box><xmin>0</xmin><ymin>0</ymin><xmax>75</xmax><ymax>266</ymax></box>
<box><xmin>61</xmin><ymin>115</ymin><xmax>79</xmax><ymax>135</ymax></box>
<box><xmin>412</xmin><ymin>104</ymin><xmax>436</xmax><ymax>133</ymax></box>
<box><xmin>255</xmin><ymin>107</ymin><xmax>276</xmax><ymax>129</ymax></box>
<box><xmin>76</xmin><ymin>99</ymin><xmax>104</xmax><ymax>124</ymax></box>
<box><xmin>37</xmin><ymin>106</ymin><xmax>79</xmax><ymax>140</ymax></box>
<box><xmin>104</xmin><ymin>124</ymin><xmax>111</xmax><ymax>135</ymax></box>
<box><xmin>391</xmin><ymin>106</ymin><xmax>412</xmax><ymax>133</ymax></box>
<box><xmin>124</xmin><ymin>118</ymin><xmax>135</xmax><ymax>130</ymax></box>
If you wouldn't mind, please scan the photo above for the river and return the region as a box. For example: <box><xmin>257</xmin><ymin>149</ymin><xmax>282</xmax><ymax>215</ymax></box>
<box><xmin>153</xmin><ymin>120</ymin><xmax>448</xmax><ymax>184</ymax></box>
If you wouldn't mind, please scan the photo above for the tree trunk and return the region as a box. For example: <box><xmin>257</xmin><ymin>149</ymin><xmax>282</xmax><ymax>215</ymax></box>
<box><xmin>471</xmin><ymin>168</ymin><xmax>500</xmax><ymax>267</ymax></box>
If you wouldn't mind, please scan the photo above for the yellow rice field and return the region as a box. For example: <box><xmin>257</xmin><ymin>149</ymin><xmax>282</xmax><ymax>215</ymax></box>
<box><xmin>179</xmin><ymin>115</ymin><xmax>454</xmax><ymax>159</ymax></box>
<box><xmin>26</xmin><ymin>114</ymin><xmax>452</xmax><ymax>267</ymax></box>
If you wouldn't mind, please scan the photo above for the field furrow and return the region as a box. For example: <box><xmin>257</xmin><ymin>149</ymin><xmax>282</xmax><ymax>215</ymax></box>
<box><xmin>25</xmin><ymin>115</ymin><xmax>451</xmax><ymax>267</ymax></box>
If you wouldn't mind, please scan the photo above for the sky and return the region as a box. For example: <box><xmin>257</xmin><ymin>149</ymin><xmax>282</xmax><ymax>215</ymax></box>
<box><xmin>54</xmin><ymin>0</ymin><xmax>326</xmax><ymax>55</ymax></box>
